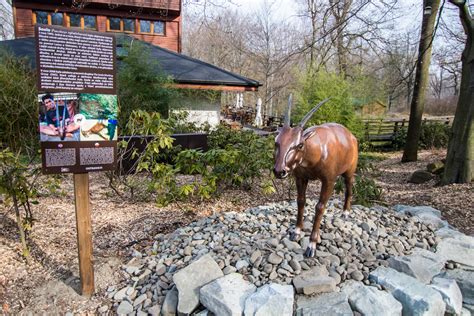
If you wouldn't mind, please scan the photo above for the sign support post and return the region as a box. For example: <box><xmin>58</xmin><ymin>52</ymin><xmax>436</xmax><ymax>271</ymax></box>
<box><xmin>73</xmin><ymin>173</ymin><xmax>94</xmax><ymax>296</ymax></box>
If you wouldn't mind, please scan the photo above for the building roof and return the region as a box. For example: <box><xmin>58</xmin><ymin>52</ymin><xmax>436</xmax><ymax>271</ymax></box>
<box><xmin>0</xmin><ymin>35</ymin><xmax>261</xmax><ymax>91</ymax></box>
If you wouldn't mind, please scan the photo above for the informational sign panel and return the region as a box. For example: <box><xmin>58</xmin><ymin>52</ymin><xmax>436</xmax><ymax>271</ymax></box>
<box><xmin>36</xmin><ymin>25</ymin><xmax>117</xmax><ymax>174</ymax></box>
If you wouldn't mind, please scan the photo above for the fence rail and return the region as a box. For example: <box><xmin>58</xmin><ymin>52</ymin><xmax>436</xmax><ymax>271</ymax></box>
<box><xmin>363</xmin><ymin>117</ymin><xmax>452</xmax><ymax>145</ymax></box>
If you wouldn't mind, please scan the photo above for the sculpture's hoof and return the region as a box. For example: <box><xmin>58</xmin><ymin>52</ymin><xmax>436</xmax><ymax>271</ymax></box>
<box><xmin>342</xmin><ymin>210</ymin><xmax>350</xmax><ymax>220</ymax></box>
<box><xmin>304</xmin><ymin>243</ymin><xmax>317</xmax><ymax>257</ymax></box>
<box><xmin>290</xmin><ymin>230</ymin><xmax>302</xmax><ymax>241</ymax></box>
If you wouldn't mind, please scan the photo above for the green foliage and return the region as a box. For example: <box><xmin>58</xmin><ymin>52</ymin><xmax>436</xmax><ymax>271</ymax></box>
<box><xmin>349</xmin><ymin>66</ymin><xmax>388</xmax><ymax>109</ymax></box>
<box><xmin>118</xmin><ymin>41</ymin><xmax>178</xmax><ymax>132</ymax></box>
<box><xmin>392</xmin><ymin>127</ymin><xmax>408</xmax><ymax>150</ymax></box>
<box><xmin>293</xmin><ymin>70</ymin><xmax>364</xmax><ymax>138</ymax></box>
<box><xmin>420</xmin><ymin>122</ymin><xmax>450</xmax><ymax>149</ymax></box>
<box><xmin>351</xmin><ymin>175</ymin><xmax>383</xmax><ymax>206</ymax></box>
<box><xmin>391</xmin><ymin>122</ymin><xmax>450</xmax><ymax>150</ymax></box>
<box><xmin>36</xmin><ymin>174</ymin><xmax>67</xmax><ymax>197</ymax></box>
<box><xmin>0</xmin><ymin>49</ymin><xmax>38</xmax><ymax>157</ymax></box>
<box><xmin>168</xmin><ymin>110</ymin><xmax>211</xmax><ymax>134</ymax></box>
<box><xmin>0</xmin><ymin>148</ymin><xmax>39</xmax><ymax>260</ymax></box>
<box><xmin>108</xmin><ymin>110</ymin><xmax>175</xmax><ymax>202</ymax></box>
<box><xmin>335</xmin><ymin>153</ymin><xmax>383</xmax><ymax>207</ymax></box>
<box><xmin>176</xmin><ymin>126</ymin><xmax>274</xmax><ymax>191</ymax></box>
<box><xmin>79</xmin><ymin>94</ymin><xmax>117</xmax><ymax>120</ymax></box>
<box><xmin>109</xmin><ymin>117</ymin><xmax>275</xmax><ymax>205</ymax></box>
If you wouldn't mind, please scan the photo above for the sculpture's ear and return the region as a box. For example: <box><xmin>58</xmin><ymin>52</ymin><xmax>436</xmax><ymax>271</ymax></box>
<box><xmin>303</xmin><ymin>127</ymin><xmax>317</xmax><ymax>141</ymax></box>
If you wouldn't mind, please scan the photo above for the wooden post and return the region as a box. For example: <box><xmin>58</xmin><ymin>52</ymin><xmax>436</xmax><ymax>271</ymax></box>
<box><xmin>73</xmin><ymin>173</ymin><xmax>94</xmax><ymax>297</ymax></box>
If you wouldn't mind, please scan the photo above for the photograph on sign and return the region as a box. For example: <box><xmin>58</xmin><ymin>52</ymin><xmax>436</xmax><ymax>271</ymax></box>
<box><xmin>78</xmin><ymin>93</ymin><xmax>118</xmax><ymax>141</ymax></box>
<box><xmin>38</xmin><ymin>92</ymin><xmax>118</xmax><ymax>142</ymax></box>
<box><xmin>39</xmin><ymin>92</ymin><xmax>80</xmax><ymax>142</ymax></box>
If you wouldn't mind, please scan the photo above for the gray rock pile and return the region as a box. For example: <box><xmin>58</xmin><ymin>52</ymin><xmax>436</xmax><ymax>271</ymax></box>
<box><xmin>100</xmin><ymin>199</ymin><xmax>474</xmax><ymax>315</ymax></box>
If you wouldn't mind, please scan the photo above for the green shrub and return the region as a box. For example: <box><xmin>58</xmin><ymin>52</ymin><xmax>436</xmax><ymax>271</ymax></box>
<box><xmin>107</xmin><ymin>110</ymin><xmax>175</xmax><ymax>201</ymax></box>
<box><xmin>420</xmin><ymin>122</ymin><xmax>450</xmax><ymax>149</ymax></box>
<box><xmin>335</xmin><ymin>153</ymin><xmax>384</xmax><ymax>207</ymax></box>
<box><xmin>168</xmin><ymin>110</ymin><xmax>211</xmax><ymax>134</ymax></box>
<box><xmin>293</xmin><ymin>70</ymin><xmax>364</xmax><ymax>139</ymax></box>
<box><xmin>391</xmin><ymin>122</ymin><xmax>450</xmax><ymax>150</ymax></box>
<box><xmin>392</xmin><ymin>127</ymin><xmax>408</xmax><ymax>150</ymax></box>
<box><xmin>176</xmin><ymin>126</ymin><xmax>275</xmax><ymax>194</ymax></box>
<box><xmin>0</xmin><ymin>49</ymin><xmax>38</xmax><ymax>157</ymax></box>
<box><xmin>109</xmin><ymin>116</ymin><xmax>275</xmax><ymax>205</ymax></box>
<box><xmin>351</xmin><ymin>174</ymin><xmax>383</xmax><ymax>206</ymax></box>
<box><xmin>0</xmin><ymin>149</ymin><xmax>39</xmax><ymax>262</ymax></box>
<box><xmin>118</xmin><ymin>41</ymin><xmax>178</xmax><ymax>132</ymax></box>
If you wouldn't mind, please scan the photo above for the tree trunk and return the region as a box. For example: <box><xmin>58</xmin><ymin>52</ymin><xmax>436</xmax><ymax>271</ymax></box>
<box><xmin>402</xmin><ymin>0</ymin><xmax>441</xmax><ymax>162</ymax></box>
<box><xmin>442</xmin><ymin>0</ymin><xmax>474</xmax><ymax>184</ymax></box>
<box><xmin>13</xmin><ymin>193</ymin><xmax>30</xmax><ymax>263</ymax></box>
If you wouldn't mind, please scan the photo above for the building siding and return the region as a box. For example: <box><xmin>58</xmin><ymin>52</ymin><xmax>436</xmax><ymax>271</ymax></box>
<box><xmin>12</xmin><ymin>1</ymin><xmax>181</xmax><ymax>52</ymax></box>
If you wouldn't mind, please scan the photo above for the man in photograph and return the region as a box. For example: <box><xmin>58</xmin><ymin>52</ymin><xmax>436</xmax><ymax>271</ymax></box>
<box><xmin>40</xmin><ymin>94</ymin><xmax>80</xmax><ymax>141</ymax></box>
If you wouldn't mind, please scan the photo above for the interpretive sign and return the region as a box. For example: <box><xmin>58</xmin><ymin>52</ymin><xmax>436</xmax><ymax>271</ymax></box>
<box><xmin>35</xmin><ymin>25</ymin><xmax>117</xmax><ymax>174</ymax></box>
<box><xmin>35</xmin><ymin>25</ymin><xmax>119</xmax><ymax>297</ymax></box>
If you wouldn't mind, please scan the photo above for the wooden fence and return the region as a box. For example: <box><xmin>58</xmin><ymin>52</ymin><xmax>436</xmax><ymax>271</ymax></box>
<box><xmin>363</xmin><ymin>117</ymin><xmax>452</xmax><ymax>145</ymax></box>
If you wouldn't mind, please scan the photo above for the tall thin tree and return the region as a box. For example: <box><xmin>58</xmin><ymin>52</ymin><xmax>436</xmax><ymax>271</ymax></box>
<box><xmin>402</xmin><ymin>0</ymin><xmax>441</xmax><ymax>162</ymax></box>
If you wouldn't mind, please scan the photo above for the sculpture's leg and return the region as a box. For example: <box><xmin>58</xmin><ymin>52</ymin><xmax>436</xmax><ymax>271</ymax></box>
<box><xmin>343</xmin><ymin>172</ymin><xmax>355</xmax><ymax>211</ymax></box>
<box><xmin>305</xmin><ymin>179</ymin><xmax>334</xmax><ymax>257</ymax></box>
<box><xmin>290</xmin><ymin>177</ymin><xmax>308</xmax><ymax>241</ymax></box>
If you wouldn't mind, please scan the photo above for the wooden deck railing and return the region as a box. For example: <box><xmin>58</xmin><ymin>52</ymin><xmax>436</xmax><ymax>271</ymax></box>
<box><xmin>222</xmin><ymin>106</ymin><xmax>283</xmax><ymax>129</ymax></box>
<box><xmin>363</xmin><ymin>117</ymin><xmax>452</xmax><ymax>145</ymax></box>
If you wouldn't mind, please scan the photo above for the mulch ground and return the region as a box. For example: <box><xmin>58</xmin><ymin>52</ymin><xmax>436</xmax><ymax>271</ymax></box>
<box><xmin>0</xmin><ymin>149</ymin><xmax>472</xmax><ymax>314</ymax></box>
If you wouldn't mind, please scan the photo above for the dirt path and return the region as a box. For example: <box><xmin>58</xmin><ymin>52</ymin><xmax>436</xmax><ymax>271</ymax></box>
<box><xmin>0</xmin><ymin>149</ymin><xmax>472</xmax><ymax>314</ymax></box>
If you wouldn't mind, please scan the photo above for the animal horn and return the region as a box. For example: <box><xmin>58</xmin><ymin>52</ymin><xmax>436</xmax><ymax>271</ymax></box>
<box><xmin>284</xmin><ymin>94</ymin><xmax>293</xmax><ymax>127</ymax></box>
<box><xmin>298</xmin><ymin>98</ymin><xmax>330</xmax><ymax>128</ymax></box>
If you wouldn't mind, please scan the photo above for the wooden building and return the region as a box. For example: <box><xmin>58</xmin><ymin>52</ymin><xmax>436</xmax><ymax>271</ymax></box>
<box><xmin>12</xmin><ymin>0</ymin><xmax>182</xmax><ymax>52</ymax></box>
<box><xmin>6</xmin><ymin>1</ymin><xmax>261</xmax><ymax>127</ymax></box>
<box><xmin>359</xmin><ymin>100</ymin><xmax>387</xmax><ymax>117</ymax></box>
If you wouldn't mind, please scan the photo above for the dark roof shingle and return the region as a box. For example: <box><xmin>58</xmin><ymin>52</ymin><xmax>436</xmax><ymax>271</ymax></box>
<box><xmin>0</xmin><ymin>35</ymin><xmax>260</xmax><ymax>88</ymax></box>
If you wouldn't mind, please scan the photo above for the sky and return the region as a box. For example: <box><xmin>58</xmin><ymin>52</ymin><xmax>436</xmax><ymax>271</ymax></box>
<box><xmin>218</xmin><ymin>0</ymin><xmax>431</xmax><ymax>32</ymax></box>
<box><xmin>231</xmin><ymin>0</ymin><xmax>298</xmax><ymax>21</ymax></box>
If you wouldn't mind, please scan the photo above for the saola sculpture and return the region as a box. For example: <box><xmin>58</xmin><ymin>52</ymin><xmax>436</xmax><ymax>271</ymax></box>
<box><xmin>273</xmin><ymin>95</ymin><xmax>358</xmax><ymax>257</ymax></box>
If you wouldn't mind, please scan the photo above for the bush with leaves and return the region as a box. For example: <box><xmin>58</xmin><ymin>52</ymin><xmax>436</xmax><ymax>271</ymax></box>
<box><xmin>109</xmin><ymin>116</ymin><xmax>276</xmax><ymax>205</ymax></box>
<box><xmin>392</xmin><ymin>127</ymin><xmax>408</xmax><ymax>150</ymax></box>
<box><xmin>0</xmin><ymin>49</ymin><xmax>38</xmax><ymax>156</ymax></box>
<box><xmin>117</xmin><ymin>40</ymin><xmax>179</xmax><ymax>132</ymax></box>
<box><xmin>391</xmin><ymin>122</ymin><xmax>450</xmax><ymax>151</ymax></box>
<box><xmin>420</xmin><ymin>122</ymin><xmax>450</xmax><ymax>149</ymax></box>
<box><xmin>293</xmin><ymin>70</ymin><xmax>364</xmax><ymax>139</ymax></box>
<box><xmin>107</xmin><ymin>110</ymin><xmax>175</xmax><ymax>202</ymax></box>
<box><xmin>176</xmin><ymin>127</ymin><xmax>275</xmax><ymax>194</ymax></box>
<box><xmin>0</xmin><ymin>149</ymin><xmax>39</xmax><ymax>262</ymax></box>
<box><xmin>168</xmin><ymin>110</ymin><xmax>211</xmax><ymax>134</ymax></box>
<box><xmin>335</xmin><ymin>153</ymin><xmax>383</xmax><ymax>207</ymax></box>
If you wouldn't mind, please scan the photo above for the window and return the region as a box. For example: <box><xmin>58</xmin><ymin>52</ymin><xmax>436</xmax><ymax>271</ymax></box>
<box><xmin>123</xmin><ymin>19</ymin><xmax>135</xmax><ymax>32</ymax></box>
<box><xmin>34</xmin><ymin>11</ymin><xmax>97</xmax><ymax>30</ymax></box>
<box><xmin>153</xmin><ymin>21</ymin><xmax>164</xmax><ymax>35</ymax></box>
<box><xmin>83</xmin><ymin>15</ymin><xmax>97</xmax><ymax>29</ymax></box>
<box><xmin>108</xmin><ymin>17</ymin><xmax>121</xmax><ymax>31</ymax></box>
<box><xmin>139</xmin><ymin>19</ymin><xmax>165</xmax><ymax>35</ymax></box>
<box><xmin>51</xmin><ymin>12</ymin><xmax>63</xmax><ymax>26</ymax></box>
<box><xmin>35</xmin><ymin>11</ymin><xmax>49</xmax><ymax>25</ymax></box>
<box><xmin>69</xmin><ymin>14</ymin><xmax>81</xmax><ymax>27</ymax></box>
<box><xmin>139</xmin><ymin>20</ymin><xmax>151</xmax><ymax>33</ymax></box>
<box><xmin>107</xmin><ymin>17</ymin><xmax>135</xmax><ymax>33</ymax></box>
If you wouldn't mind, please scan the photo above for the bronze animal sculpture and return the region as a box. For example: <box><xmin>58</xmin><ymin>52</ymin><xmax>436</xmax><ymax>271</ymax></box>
<box><xmin>273</xmin><ymin>95</ymin><xmax>358</xmax><ymax>257</ymax></box>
